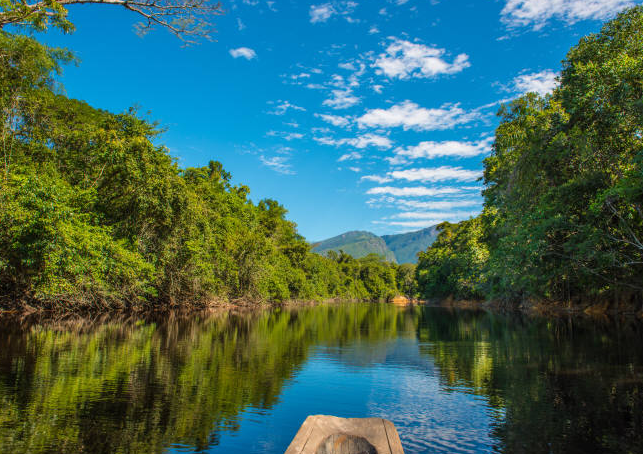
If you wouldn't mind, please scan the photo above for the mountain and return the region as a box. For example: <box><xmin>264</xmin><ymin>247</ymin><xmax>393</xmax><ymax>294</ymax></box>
<box><xmin>311</xmin><ymin>231</ymin><xmax>396</xmax><ymax>262</ymax></box>
<box><xmin>382</xmin><ymin>226</ymin><xmax>440</xmax><ymax>264</ymax></box>
<box><xmin>312</xmin><ymin>226</ymin><xmax>440</xmax><ymax>264</ymax></box>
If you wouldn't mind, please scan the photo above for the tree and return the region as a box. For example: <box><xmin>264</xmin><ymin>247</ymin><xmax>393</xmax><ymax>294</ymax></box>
<box><xmin>0</xmin><ymin>0</ymin><xmax>223</xmax><ymax>44</ymax></box>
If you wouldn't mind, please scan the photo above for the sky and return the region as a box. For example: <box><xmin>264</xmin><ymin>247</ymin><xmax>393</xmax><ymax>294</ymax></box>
<box><xmin>34</xmin><ymin>0</ymin><xmax>641</xmax><ymax>241</ymax></box>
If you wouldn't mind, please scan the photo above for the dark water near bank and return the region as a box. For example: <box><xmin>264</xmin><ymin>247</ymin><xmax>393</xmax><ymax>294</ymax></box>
<box><xmin>0</xmin><ymin>304</ymin><xmax>642</xmax><ymax>454</ymax></box>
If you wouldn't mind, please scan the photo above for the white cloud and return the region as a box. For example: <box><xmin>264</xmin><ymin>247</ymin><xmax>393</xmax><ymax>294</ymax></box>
<box><xmin>270</xmin><ymin>100</ymin><xmax>306</xmax><ymax>115</ymax></box>
<box><xmin>315</xmin><ymin>134</ymin><xmax>392</xmax><ymax>149</ymax></box>
<box><xmin>229</xmin><ymin>47</ymin><xmax>257</xmax><ymax>60</ymax></box>
<box><xmin>284</xmin><ymin>132</ymin><xmax>304</xmax><ymax>141</ymax></box>
<box><xmin>361</xmin><ymin>175</ymin><xmax>393</xmax><ymax>183</ymax></box>
<box><xmin>310</xmin><ymin>1</ymin><xmax>358</xmax><ymax>23</ymax></box>
<box><xmin>390</xmin><ymin>166</ymin><xmax>482</xmax><ymax>182</ymax></box>
<box><xmin>348</xmin><ymin>166</ymin><xmax>362</xmax><ymax>172</ymax></box>
<box><xmin>316</xmin><ymin>113</ymin><xmax>351</xmax><ymax>127</ymax></box>
<box><xmin>338</xmin><ymin>151</ymin><xmax>363</xmax><ymax>161</ymax></box>
<box><xmin>266</xmin><ymin>130</ymin><xmax>304</xmax><ymax>141</ymax></box>
<box><xmin>381</xmin><ymin>220</ymin><xmax>448</xmax><ymax>228</ymax></box>
<box><xmin>357</xmin><ymin>101</ymin><xmax>480</xmax><ymax>131</ymax></box>
<box><xmin>310</xmin><ymin>3</ymin><xmax>335</xmax><ymax>22</ymax></box>
<box><xmin>338</xmin><ymin>62</ymin><xmax>357</xmax><ymax>71</ymax></box>
<box><xmin>237</xmin><ymin>18</ymin><xmax>246</xmax><ymax>30</ymax></box>
<box><xmin>397</xmin><ymin>199</ymin><xmax>481</xmax><ymax>210</ymax></box>
<box><xmin>374</xmin><ymin>38</ymin><xmax>470</xmax><ymax>80</ymax></box>
<box><xmin>501</xmin><ymin>0</ymin><xmax>635</xmax><ymax>29</ymax></box>
<box><xmin>369</xmin><ymin>25</ymin><xmax>380</xmax><ymax>34</ymax></box>
<box><xmin>260</xmin><ymin>155</ymin><xmax>294</xmax><ymax>174</ymax></box>
<box><xmin>348</xmin><ymin>134</ymin><xmax>392</xmax><ymax>149</ymax></box>
<box><xmin>393</xmin><ymin>210</ymin><xmax>480</xmax><ymax>219</ymax></box>
<box><xmin>316</xmin><ymin>133</ymin><xmax>393</xmax><ymax>149</ymax></box>
<box><xmin>512</xmin><ymin>70</ymin><xmax>558</xmax><ymax>95</ymax></box>
<box><xmin>393</xmin><ymin>137</ymin><xmax>493</xmax><ymax>162</ymax></box>
<box><xmin>323</xmin><ymin>89</ymin><xmax>360</xmax><ymax>109</ymax></box>
<box><xmin>366</xmin><ymin>186</ymin><xmax>463</xmax><ymax>197</ymax></box>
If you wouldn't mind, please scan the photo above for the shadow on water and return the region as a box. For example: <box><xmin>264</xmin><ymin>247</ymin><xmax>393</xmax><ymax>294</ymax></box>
<box><xmin>0</xmin><ymin>304</ymin><xmax>641</xmax><ymax>453</ymax></box>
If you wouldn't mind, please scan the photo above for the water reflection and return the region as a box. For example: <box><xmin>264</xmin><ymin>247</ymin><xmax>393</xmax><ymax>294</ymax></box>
<box><xmin>0</xmin><ymin>304</ymin><xmax>641</xmax><ymax>454</ymax></box>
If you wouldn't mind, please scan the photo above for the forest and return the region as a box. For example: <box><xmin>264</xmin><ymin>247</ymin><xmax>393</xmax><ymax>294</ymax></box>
<box><xmin>416</xmin><ymin>7</ymin><xmax>643</xmax><ymax>309</ymax></box>
<box><xmin>2</xmin><ymin>4</ymin><xmax>643</xmax><ymax>312</ymax></box>
<box><xmin>0</xmin><ymin>31</ymin><xmax>412</xmax><ymax>309</ymax></box>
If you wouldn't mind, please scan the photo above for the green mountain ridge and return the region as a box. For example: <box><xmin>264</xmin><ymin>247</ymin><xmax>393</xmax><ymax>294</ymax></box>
<box><xmin>312</xmin><ymin>227</ymin><xmax>439</xmax><ymax>264</ymax></box>
<box><xmin>382</xmin><ymin>225</ymin><xmax>440</xmax><ymax>264</ymax></box>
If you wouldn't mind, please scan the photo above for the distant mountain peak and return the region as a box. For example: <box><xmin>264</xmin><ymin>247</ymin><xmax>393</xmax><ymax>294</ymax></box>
<box><xmin>312</xmin><ymin>226</ymin><xmax>439</xmax><ymax>264</ymax></box>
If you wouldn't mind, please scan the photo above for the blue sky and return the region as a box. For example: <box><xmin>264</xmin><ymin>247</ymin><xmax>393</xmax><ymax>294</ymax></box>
<box><xmin>36</xmin><ymin>0</ymin><xmax>640</xmax><ymax>241</ymax></box>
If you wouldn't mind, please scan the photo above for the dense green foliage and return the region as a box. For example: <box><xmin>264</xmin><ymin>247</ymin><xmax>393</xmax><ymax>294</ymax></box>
<box><xmin>417</xmin><ymin>7</ymin><xmax>643</xmax><ymax>307</ymax></box>
<box><xmin>382</xmin><ymin>225</ymin><xmax>439</xmax><ymax>264</ymax></box>
<box><xmin>416</xmin><ymin>218</ymin><xmax>488</xmax><ymax>300</ymax></box>
<box><xmin>0</xmin><ymin>32</ymin><xmax>406</xmax><ymax>309</ymax></box>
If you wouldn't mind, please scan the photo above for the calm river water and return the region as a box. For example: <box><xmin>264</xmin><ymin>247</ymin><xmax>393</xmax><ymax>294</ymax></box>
<box><xmin>0</xmin><ymin>303</ymin><xmax>642</xmax><ymax>454</ymax></box>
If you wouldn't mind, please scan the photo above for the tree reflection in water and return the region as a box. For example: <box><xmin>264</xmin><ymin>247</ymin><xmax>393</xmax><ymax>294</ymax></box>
<box><xmin>0</xmin><ymin>305</ymin><xmax>641</xmax><ymax>454</ymax></box>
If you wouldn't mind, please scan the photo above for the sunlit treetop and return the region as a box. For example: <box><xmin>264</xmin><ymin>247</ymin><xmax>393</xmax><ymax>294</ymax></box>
<box><xmin>0</xmin><ymin>0</ymin><xmax>224</xmax><ymax>44</ymax></box>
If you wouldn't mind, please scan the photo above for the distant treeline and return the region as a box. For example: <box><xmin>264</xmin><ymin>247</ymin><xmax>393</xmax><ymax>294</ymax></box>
<box><xmin>416</xmin><ymin>7</ymin><xmax>643</xmax><ymax>308</ymax></box>
<box><xmin>0</xmin><ymin>32</ymin><xmax>416</xmax><ymax>310</ymax></box>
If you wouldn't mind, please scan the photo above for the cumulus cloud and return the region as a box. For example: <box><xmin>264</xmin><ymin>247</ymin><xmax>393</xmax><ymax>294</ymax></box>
<box><xmin>316</xmin><ymin>113</ymin><xmax>351</xmax><ymax>127</ymax></box>
<box><xmin>366</xmin><ymin>186</ymin><xmax>463</xmax><ymax>197</ymax></box>
<box><xmin>381</xmin><ymin>220</ymin><xmax>450</xmax><ymax>228</ymax></box>
<box><xmin>323</xmin><ymin>89</ymin><xmax>360</xmax><ymax>109</ymax></box>
<box><xmin>361</xmin><ymin>175</ymin><xmax>393</xmax><ymax>183</ymax></box>
<box><xmin>396</xmin><ymin>199</ymin><xmax>481</xmax><ymax>210</ymax></box>
<box><xmin>310</xmin><ymin>1</ymin><xmax>358</xmax><ymax>23</ymax></box>
<box><xmin>357</xmin><ymin>101</ymin><xmax>480</xmax><ymax>131</ymax></box>
<box><xmin>270</xmin><ymin>100</ymin><xmax>306</xmax><ymax>115</ymax></box>
<box><xmin>392</xmin><ymin>137</ymin><xmax>493</xmax><ymax>163</ymax></box>
<box><xmin>229</xmin><ymin>47</ymin><xmax>257</xmax><ymax>59</ymax></box>
<box><xmin>389</xmin><ymin>166</ymin><xmax>482</xmax><ymax>182</ymax></box>
<box><xmin>338</xmin><ymin>151</ymin><xmax>363</xmax><ymax>161</ymax></box>
<box><xmin>266</xmin><ymin>130</ymin><xmax>304</xmax><ymax>141</ymax></box>
<box><xmin>374</xmin><ymin>38</ymin><xmax>470</xmax><ymax>79</ymax></box>
<box><xmin>501</xmin><ymin>0</ymin><xmax>635</xmax><ymax>29</ymax></box>
<box><xmin>393</xmin><ymin>210</ymin><xmax>480</xmax><ymax>219</ymax></box>
<box><xmin>512</xmin><ymin>70</ymin><xmax>558</xmax><ymax>95</ymax></box>
<box><xmin>315</xmin><ymin>133</ymin><xmax>393</xmax><ymax>149</ymax></box>
<box><xmin>310</xmin><ymin>3</ymin><xmax>335</xmax><ymax>22</ymax></box>
<box><xmin>260</xmin><ymin>155</ymin><xmax>294</xmax><ymax>174</ymax></box>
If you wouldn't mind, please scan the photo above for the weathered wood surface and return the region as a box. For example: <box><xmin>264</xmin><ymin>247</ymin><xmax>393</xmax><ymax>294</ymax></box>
<box><xmin>284</xmin><ymin>415</ymin><xmax>404</xmax><ymax>454</ymax></box>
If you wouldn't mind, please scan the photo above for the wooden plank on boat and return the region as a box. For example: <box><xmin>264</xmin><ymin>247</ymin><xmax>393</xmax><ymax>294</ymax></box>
<box><xmin>284</xmin><ymin>415</ymin><xmax>404</xmax><ymax>454</ymax></box>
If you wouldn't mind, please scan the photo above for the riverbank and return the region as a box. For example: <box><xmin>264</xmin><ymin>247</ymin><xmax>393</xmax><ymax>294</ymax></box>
<box><xmin>431</xmin><ymin>295</ymin><xmax>643</xmax><ymax>318</ymax></box>
<box><xmin>0</xmin><ymin>295</ymin><xmax>370</xmax><ymax>319</ymax></box>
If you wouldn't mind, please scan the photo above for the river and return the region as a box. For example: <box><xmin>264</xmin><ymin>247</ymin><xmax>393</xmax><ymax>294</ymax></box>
<box><xmin>0</xmin><ymin>303</ymin><xmax>641</xmax><ymax>453</ymax></box>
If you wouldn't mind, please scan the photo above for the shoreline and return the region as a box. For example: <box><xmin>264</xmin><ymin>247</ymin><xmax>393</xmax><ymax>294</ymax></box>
<box><xmin>0</xmin><ymin>296</ymin><xmax>369</xmax><ymax>320</ymax></box>
<box><xmin>430</xmin><ymin>296</ymin><xmax>643</xmax><ymax>319</ymax></box>
<box><xmin>2</xmin><ymin>294</ymin><xmax>642</xmax><ymax>320</ymax></box>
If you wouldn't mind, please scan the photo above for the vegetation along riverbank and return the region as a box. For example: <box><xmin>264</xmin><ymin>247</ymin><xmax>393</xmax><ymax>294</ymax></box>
<box><xmin>0</xmin><ymin>33</ymin><xmax>414</xmax><ymax>311</ymax></box>
<box><xmin>415</xmin><ymin>7</ymin><xmax>643</xmax><ymax>315</ymax></box>
<box><xmin>1</xmin><ymin>5</ymin><xmax>643</xmax><ymax>315</ymax></box>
